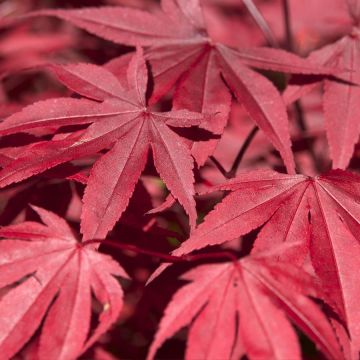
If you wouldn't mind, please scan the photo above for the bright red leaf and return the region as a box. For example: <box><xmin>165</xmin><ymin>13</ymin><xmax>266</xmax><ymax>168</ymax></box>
<box><xmin>151</xmin><ymin>168</ymin><xmax>360</xmax><ymax>357</ymax></box>
<box><xmin>0</xmin><ymin>49</ymin><xmax>206</xmax><ymax>238</ymax></box>
<box><xmin>0</xmin><ymin>206</ymin><xmax>128</xmax><ymax>360</ymax></box>
<box><xmin>1</xmin><ymin>1</ymin><xmax>360</xmax><ymax>359</ymax></box>
<box><xmin>283</xmin><ymin>2</ymin><xmax>360</xmax><ymax>169</ymax></box>
<box><xmin>33</xmin><ymin>0</ymin><xmax>340</xmax><ymax>172</ymax></box>
<box><xmin>148</xmin><ymin>251</ymin><xmax>342</xmax><ymax>360</ymax></box>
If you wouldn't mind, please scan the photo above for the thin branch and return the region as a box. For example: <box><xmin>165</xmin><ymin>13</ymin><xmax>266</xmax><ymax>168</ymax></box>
<box><xmin>281</xmin><ymin>0</ymin><xmax>320</xmax><ymax>171</ymax></box>
<box><xmin>83</xmin><ymin>239</ymin><xmax>238</xmax><ymax>264</ymax></box>
<box><xmin>293</xmin><ymin>101</ymin><xmax>307</xmax><ymax>132</ymax></box>
<box><xmin>228</xmin><ymin>125</ymin><xmax>259</xmax><ymax>178</ymax></box>
<box><xmin>282</xmin><ymin>0</ymin><xmax>294</xmax><ymax>51</ymax></box>
<box><xmin>210</xmin><ymin>156</ymin><xmax>229</xmax><ymax>178</ymax></box>
<box><xmin>242</xmin><ymin>0</ymin><xmax>279</xmax><ymax>47</ymax></box>
<box><xmin>210</xmin><ymin>126</ymin><xmax>259</xmax><ymax>179</ymax></box>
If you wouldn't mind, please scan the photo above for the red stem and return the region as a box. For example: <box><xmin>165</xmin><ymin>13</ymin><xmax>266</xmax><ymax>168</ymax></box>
<box><xmin>281</xmin><ymin>0</ymin><xmax>320</xmax><ymax>172</ymax></box>
<box><xmin>83</xmin><ymin>239</ymin><xmax>238</xmax><ymax>264</ymax></box>
<box><xmin>210</xmin><ymin>125</ymin><xmax>258</xmax><ymax>179</ymax></box>
<box><xmin>282</xmin><ymin>0</ymin><xmax>294</xmax><ymax>51</ymax></box>
<box><xmin>228</xmin><ymin>125</ymin><xmax>259</xmax><ymax>178</ymax></box>
<box><xmin>210</xmin><ymin>156</ymin><xmax>229</xmax><ymax>179</ymax></box>
<box><xmin>242</xmin><ymin>0</ymin><xmax>279</xmax><ymax>47</ymax></box>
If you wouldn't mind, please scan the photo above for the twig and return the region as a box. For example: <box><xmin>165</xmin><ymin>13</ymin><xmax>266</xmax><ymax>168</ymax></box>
<box><xmin>281</xmin><ymin>0</ymin><xmax>320</xmax><ymax>171</ymax></box>
<box><xmin>282</xmin><ymin>0</ymin><xmax>294</xmax><ymax>51</ymax></box>
<box><xmin>210</xmin><ymin>126</ymin><xmax>259</xmax><ymax>179</ymax></box>
<box><xmin>242</xmin><ymin>0</ymin><xmax>279</xmax><ymax>47</ymax></box>
<box><xmin>83</xmin><ymin>239</ymin><xmax>238</xmax><ymax>264</ymax></box>
<box><xmin>228</xmin><ymin>125</ymin><xmax>259</xmax><ymax>178</ymax></box>
<box><xmin>210</xmin><ymin>156</ymin><xmax>229</xmax><ymax>179</ymax></box>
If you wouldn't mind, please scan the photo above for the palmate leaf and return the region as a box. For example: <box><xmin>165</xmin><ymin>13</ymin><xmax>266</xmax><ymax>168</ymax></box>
<box><xmin>0</xmin><ymin>206</ymin><xmax>128</xmax><ymax>360</ymax></box>
<box><xmin>31</xmin><ymin>0</ymin><xmax>339</xmax><ymax>171</ymax></box>
<box><xmin>0</xmin><ymin>26</ymin><xmax>75</xmax><ymax>79</ymax></box>
<box><xmin>2</xmin><ymin>2</ymin><xmax>359</xmax><ymax>360</ymax></box>
<box><xmin>283</xmin><ymin>1</ymin><xmax>360</xmax><ymax>169</ymax></box>
<box><xmin>0</xmin><ymin>49</ymin><xmax>206</xmax><ymax>239</ymax></box>
<box><xmin>149</xmin><ymin>168</ymin><xmax>360</xmax><ymax>358</ymax></box>
<box><xmin>148</xmin><ymin>250</ymin><xmax>342</xmax><ymax>360</ymax></box>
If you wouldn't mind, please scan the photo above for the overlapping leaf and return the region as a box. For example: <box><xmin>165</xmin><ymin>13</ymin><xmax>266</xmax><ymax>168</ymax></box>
<box><xmin>1</xmin><ymin>1</ymin><xmax>360</xmax><ymax>359</ymax></box>
<box><xmin>31</xmin><ymin>0</ymin><xmax>340</xmax><ymax>171</ymax></box>
<box><xmin>0</xmin><ymin>26</ymin><xmax>75</xmax><ymax>79</ymax></box>
<box><xmin>148</xmin><ymin>253</ymin><xmax>342</xmax><ymax>360</ymax></box>
<box><xmin>150</xmin><ymin>168</ymin><xmax>360</xmax><ymax>357</ymax></box>
<box><xmin>284</xmin><ymin>1</ymin><xmax>360</xmax><ymax>169</ymax></box>
<box><xmin>0</xmin><ymin>206</ymin><xmax>128</xmax><ymax>360</ymax></box>
<box><xmin>0</xmin><ymin>49</ymin><xmax>205</xmax><ymax>239</ymax></box>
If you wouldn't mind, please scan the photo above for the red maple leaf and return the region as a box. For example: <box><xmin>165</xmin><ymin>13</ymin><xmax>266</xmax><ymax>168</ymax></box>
<box><xmin>32</xmin><ymin>0</ymin><xmax>338</xmax><ymax>171</ymax></box>
<box><xmin>0</xmin><ymin>25</ymin><xmax>75</xmax><ymax>79</ymax></box>
<box><xmin>148</xmin><ymin>249</ymin><xmax>342</xmax><ymax>360</ymax></box>
<box><xmin>1</xmin><ymin>1</ymin><xmax>360</xmax><ymax>359</ymax></box>
<box><xmin>0</xmin><ymin>49</ymin><xmax>206</xmax><ymax>239</ymax></box>
<box><xmin>283</xmin><ymin>1</ymin><xmax>360</xmax><ymax>169</ymax></box>
<box><xmin>150</xmin><ymin>168</ymin><xmax>360</xmax><ymax>357</ymax></box>
<box><xmin>0</xmin><ymin>206</ymin><xmax>128</xmax><ymax>359</ymax></box>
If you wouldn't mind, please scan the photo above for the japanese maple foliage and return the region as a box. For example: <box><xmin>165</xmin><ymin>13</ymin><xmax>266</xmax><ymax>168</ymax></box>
<box><xmin>33</xmin><ymin>0</ymin><xmax>340</xmax><ymax>171</ymax></box>
<box><xmin>0</xmin><ymin>48</ymin><xmax>207</xmax><ymax>239</ymax></box>
<box><xmin>1</xmin><ymin>0</ymin><xmax>360</xmax><ymax>359</ymax></box>
<box><xmin>283</xmin><ymin>1</ymin><xmax>360</xmax><ymax>169</ymax></box>
<box><xmin>0</xmin><ymin>206</ymin><xmax>128</xmax><ymax>360</ymax></box>
<box><xmin>148</xmin><ymin>248</ymin><xmax>343</xmax><ymax>360</ymax></box>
